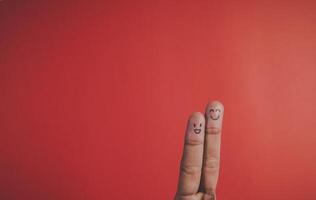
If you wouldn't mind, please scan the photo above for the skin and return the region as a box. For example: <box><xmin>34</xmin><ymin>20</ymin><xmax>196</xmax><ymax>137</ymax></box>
<box><xmin>175</xmin><ymin>101</ymin><xmax>224</xmax><ymax>200</ymax></box>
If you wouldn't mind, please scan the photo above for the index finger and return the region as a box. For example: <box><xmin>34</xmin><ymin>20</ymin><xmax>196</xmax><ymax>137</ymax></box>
<box><xmin>175</xmin><ymin>112</ymin><xmax>205</xmax><ymax>199</ymax></box>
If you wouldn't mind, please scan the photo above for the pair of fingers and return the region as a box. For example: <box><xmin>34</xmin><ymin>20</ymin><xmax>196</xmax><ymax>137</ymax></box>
<box><xmin>175</xmin><ymin>101</ymin><xmax>224</xmax><ymax>200</ymax></box>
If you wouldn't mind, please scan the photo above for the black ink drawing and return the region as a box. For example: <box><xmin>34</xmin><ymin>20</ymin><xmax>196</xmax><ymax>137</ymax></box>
<box><xmin>193</xmin><ymin>123</ymin><xmax>202</xmax><ymax>134</ymax></box>
<box><xmin>209</xmin><ymin>108</ymin><xmax>221</xmax><ymax>120</ymax></box>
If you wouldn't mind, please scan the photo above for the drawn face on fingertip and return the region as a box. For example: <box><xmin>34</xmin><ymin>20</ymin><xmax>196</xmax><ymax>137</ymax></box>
<box><xmin>189</xmin><ymin>116</ymin><xmax>205</xmax><ymax>135</ymax></box>
<box><xmin>192</xmin><ymin>122</ymin><xmax>202</xmax><ymax>134</ymax></box>
<box><xmin>207</xmin><ymin>102</ymin><xmax>223</xmax><ymax>121</ymax></box>
<box><xmin>206</xmin><ymin>101</ymin><xmax>224</xmax><ymax>133</ymax></box>
<box><xmin>209</xmin><ymin>107</ymin><xmax>222</xmax><ymax>120</ymax></box>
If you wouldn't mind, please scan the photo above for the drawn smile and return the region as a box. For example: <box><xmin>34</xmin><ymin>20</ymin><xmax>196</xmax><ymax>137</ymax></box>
<box><xmin>193</xmin><ymin>129</ymin><xmax>201</xmax><ymax>134</ymax></box>
<box><xmin>210</xmin><ymin>115</ymin><xmax>220</xmax><ymax>120</ymax></box>
<box><xmin>209</xmin><ymin>108</ymin><xmax>221</xmax><ymax>121</ymax></box>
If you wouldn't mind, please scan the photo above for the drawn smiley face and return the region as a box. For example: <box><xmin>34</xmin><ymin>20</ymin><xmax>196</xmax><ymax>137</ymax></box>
<box><xmin>193</xmin><ymin>123</ymin><xmax>202</xmax><ymax>134</ymax></box>
<box><xmin>209</xmin><ymin>107</ymin><xmax>222</xmax><ymax>120</ymax></box>
<box><xmin>206</xmin><ymin>101</ymin><xmax>224</xmax><ymax>134</ymax></box>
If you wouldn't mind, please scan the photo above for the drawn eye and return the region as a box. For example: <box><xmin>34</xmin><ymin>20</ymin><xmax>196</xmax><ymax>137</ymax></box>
<box><xmin>209</xmin><ymin>109</ymin><xmax>214</xmax><ymax>112</ymax></box>
<box><xmin>199</xmin><ymin>123</ymin><xmax>202</xmax><ymax>127</ymax></box>
<box><xmin>216</xmin><ymin>109</ymin><xmax>221</xmax><ymax>113</ymax></box>
<box><xmin>193</xmin><ymin>123</ymin><xmax>196</xmax><ymax>127</ymax></box>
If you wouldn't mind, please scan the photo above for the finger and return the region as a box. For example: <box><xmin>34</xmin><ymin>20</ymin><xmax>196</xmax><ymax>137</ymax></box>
<box><xmin>176</xmin><ymin>112</ymin><xmax>205</xmax><ymax>199</ymax></box>
<box><xmin>202</xmin><ymin>101</ymin><xmax>224</xmax><ymax>197</ymax></box>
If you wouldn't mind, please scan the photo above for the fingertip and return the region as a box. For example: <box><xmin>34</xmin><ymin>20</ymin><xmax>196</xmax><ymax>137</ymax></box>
<box><xmin>205</xmin><ymin>100</ymin><xmax>224</xmax><ymax>135</ymax></box>
<box><xmin>185</xmin><ymin>112</ymin><xmax>205</xmax><ymax>144</ymax></box>
<box><xmin>206</xmin><ymin>100</ymin><xmax>224</xmax><ymax>111</ymax></box>
<box><xmin>188</xmin><ymin>112</ymin><xmax>205</xmax><ymax>122</ymax></box>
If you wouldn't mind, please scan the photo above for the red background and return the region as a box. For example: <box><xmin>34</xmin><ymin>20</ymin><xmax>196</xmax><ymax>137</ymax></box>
<box><xmin>1</xmin><ymin>1</ymin><xmax>316</xmax><ymax>200</ymax></box>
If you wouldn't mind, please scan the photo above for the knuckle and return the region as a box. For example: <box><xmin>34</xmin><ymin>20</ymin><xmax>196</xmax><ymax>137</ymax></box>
<box><xmin>185</xmin><ymin>138</ymin><xmax>204</xmax><ymax>146</ymax></box>
<box><xmin>204</xmin><ymin>158</ymin><xmax>220</xmax><ymax>172</ymax></box>
<box><xmin>180</xmin><ymin>165</ymin><xmax>201</xmax><ymax>177</ymax></box>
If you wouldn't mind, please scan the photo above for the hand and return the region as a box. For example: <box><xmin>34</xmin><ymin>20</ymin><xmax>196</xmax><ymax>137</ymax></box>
<box><xmin>175</xmin><ymin>101</ymin><xmax>224</xmax><ymax>200</ymax></box>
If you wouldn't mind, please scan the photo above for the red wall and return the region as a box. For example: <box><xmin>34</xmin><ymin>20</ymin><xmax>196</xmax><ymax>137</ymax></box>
<box><xmin>1</xmin><ymin>1</ymin><xmax>316</xmax><ymax>200</ymax></box>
